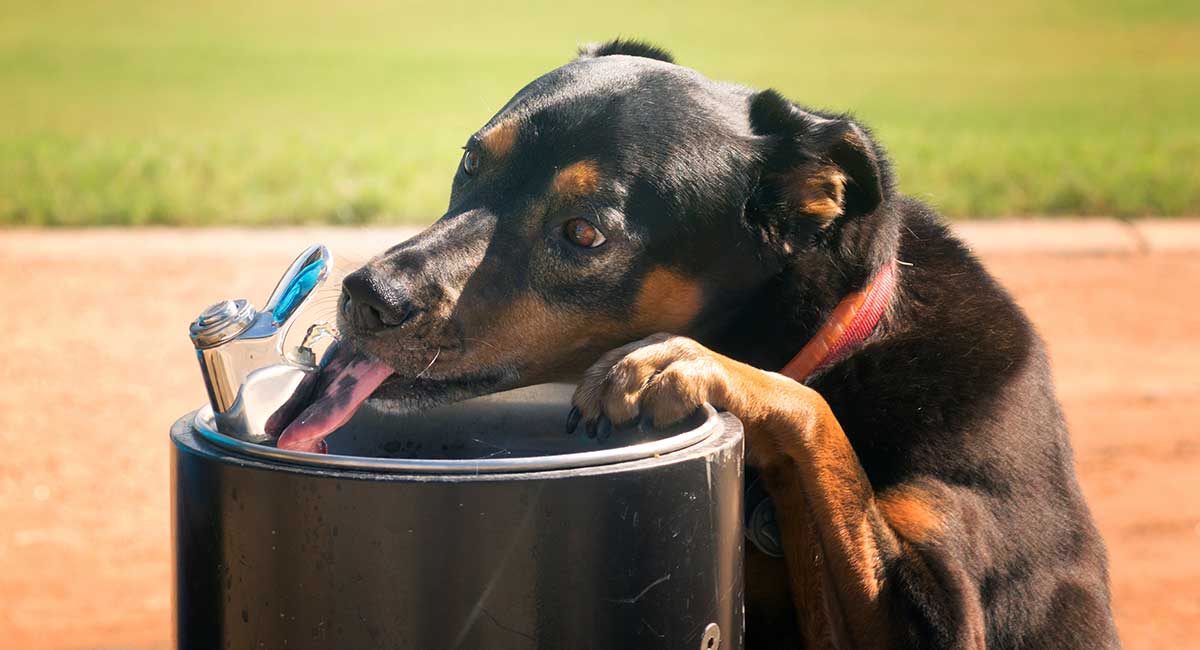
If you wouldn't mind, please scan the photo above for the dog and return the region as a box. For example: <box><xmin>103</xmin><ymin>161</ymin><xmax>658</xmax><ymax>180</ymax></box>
<box><xmin>278</xmin><ymin>39</ymin><xmax>1120</xmax><ymax>648</ymax></box>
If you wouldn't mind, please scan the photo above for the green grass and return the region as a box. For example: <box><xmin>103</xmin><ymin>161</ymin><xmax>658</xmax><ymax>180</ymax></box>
<box><xmin>1</xmin><ymin>0</ymin><xmax>1198</xmax><ymax>225</ymax></box>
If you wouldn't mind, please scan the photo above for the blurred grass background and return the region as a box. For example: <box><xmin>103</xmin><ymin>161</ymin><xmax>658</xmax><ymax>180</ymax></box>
<box><xmin>1</xmin><ymin>0</ymin><xmax>1197</xmax><ymax>226</ymax></box>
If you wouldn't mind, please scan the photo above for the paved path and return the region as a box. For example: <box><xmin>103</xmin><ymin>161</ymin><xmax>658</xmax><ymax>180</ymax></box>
<box><xmin>5</xmin><ymin>218</ymin><xmax>1198</xmax><ymax>258</ymax></box>
<box><xmin>1</xmin><ymin>221</ymin><xmax>1197</xmax><ymax>649</ymax></box>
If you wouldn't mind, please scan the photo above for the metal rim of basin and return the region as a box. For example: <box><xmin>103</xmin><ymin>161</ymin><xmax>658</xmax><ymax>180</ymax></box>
<box><xmin>191</xmin><ymin>402</ymin><xmax>722</xmax><ymax>474</ymax></box>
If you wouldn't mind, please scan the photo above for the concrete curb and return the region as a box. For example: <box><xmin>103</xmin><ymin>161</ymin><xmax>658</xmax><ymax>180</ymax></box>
<box><xmin>1129</xmin><ymin>220</ymin><xmax>1200</xmax><ymax>253</ymax></box>
<box><xmin>953</xmin><ymin>219</ymin><xmax>1145</xmax><ymax>255</ymax></box>
<box><xmin>3</xmin><ymin>220</ymin><xmax>1199</xmax><ymax>258</ymax></box>
<box><xmin>954</xmin><ymin>219</ymin><xmax>1200</xmax><ymax>254</ymax></box>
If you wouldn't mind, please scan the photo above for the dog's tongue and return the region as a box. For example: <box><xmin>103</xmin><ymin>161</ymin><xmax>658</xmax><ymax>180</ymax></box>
<box><xmin>276</xmin><ymin>350</ymin><xmax>393</xmax><ymax>454</ymax></box>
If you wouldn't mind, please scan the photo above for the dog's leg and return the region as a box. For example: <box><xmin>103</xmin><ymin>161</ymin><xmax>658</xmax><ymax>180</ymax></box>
<box><xmin>573</xmin><ymin>334</ymin><xmax>987</xmax><ymax>649</ymax></box>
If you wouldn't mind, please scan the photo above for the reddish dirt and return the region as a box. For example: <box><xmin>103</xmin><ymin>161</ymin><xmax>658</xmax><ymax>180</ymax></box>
<box><xmin>0</xmin><ymin>230</ymin><xmax>1196</xmax><ymax>649</ymax></box>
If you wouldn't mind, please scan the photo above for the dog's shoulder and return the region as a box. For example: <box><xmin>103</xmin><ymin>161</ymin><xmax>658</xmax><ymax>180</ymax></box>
<box><xmin>817</xmin><ymin>200</ymin><xmax>1057</xmax><ymax>486</ymax></box>
<box><xmin>814</xmin><ymin>202</ymin><xmax>1118</xmax><ymax>644</ymax></box>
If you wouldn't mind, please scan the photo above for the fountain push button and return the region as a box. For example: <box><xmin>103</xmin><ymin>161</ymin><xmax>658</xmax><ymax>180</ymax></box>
<box><xmin>189</xmin><ymin>299</ymin><xmax>256</xmax><ymax>349</ymax></box>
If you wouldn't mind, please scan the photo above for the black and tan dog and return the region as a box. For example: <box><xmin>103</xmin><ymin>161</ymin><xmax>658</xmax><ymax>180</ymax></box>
<box><xmin>279</xmin><ymin>40</ymin><xmax>1119</xmax><ymax>648</ymax></box>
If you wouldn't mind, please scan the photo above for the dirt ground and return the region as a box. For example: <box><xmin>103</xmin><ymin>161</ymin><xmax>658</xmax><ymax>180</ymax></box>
<box><xmin>1</xmin><ymin>227</ymin><xmax>1197</xmax><ymax>649</ymax></box>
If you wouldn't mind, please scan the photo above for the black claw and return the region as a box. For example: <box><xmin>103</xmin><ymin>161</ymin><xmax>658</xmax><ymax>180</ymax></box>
<box><xmin>585</xmin><ymin>418</ymin><xmax>598</xmax><ymax>438</ymax></box>
<box><xmin>596</xmin><ymin>417</ymin><xmax>613</xmax><ymax>442</ymax></box>
<box><xmin>565</xmin><ymin>406</ymin><xmax>581</xmax><ymax>434</ymax></box>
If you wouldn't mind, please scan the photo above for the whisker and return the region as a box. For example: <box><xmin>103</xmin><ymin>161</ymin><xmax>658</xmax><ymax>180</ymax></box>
<box><xmin>330</xmin><ymin>255</ymin><xmax>372</xmax><ymax>272</ymax></box>
<box><xmin>463</xmin><ymin>337</ymin><xmax>501</xmax><ymax>352</ymax></box>
<box><xmin>303</xmin><ymin>298</ymin><xmax>343</xmax><ymax>307</ymax></box>
<box><xmin>414</xmin><ymin>347</ymin><xmax>441</xmax><ymax>381</ymax></box>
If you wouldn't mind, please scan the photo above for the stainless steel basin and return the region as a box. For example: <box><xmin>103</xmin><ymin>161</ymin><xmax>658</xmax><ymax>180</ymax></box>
<box><xmin>191</xmin><ymin>383</ymin><xmax>721</xmax><ymax>474</ymax></box>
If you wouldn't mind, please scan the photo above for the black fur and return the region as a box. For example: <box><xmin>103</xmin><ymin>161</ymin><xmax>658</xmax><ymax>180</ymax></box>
<box><xmin>341</xmin><ymin>38</ymin><xmax>1120</xmax><ymax>648</ymax></box>
<box><xmin>576</xmin><ymin>38</ymin><xmax>675</xmax><ymax>63</ymax></box>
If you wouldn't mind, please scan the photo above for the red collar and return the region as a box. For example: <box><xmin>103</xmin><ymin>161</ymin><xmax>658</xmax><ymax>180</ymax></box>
<box><xmin>779</xmin><ymin>260</ymin><xmax>898</xmax><ymax>382</ymax></box>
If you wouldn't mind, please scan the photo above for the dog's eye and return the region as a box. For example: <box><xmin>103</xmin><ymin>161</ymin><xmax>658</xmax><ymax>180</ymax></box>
<box><xmin>563</xmin><ymin>218</ymin><xmax>606</xmax><ymax>248</ymax></box>
<box><xmin>462</xmin><ymin>149</ymin><xmax>480</xmax><ymax>176</ymax></box>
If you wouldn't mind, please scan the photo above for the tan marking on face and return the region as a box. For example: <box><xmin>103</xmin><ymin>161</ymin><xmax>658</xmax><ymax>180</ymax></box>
<box><xmin>781</xmin><ymin>163</ymin><xmax>846</xmax><ymax>223</ymax></box>
<box><xmin>459</xmin><ymin>293</ymin><xmax>623</xmax><ymax>381</ymax></box>
<box><xmin>480</xmin><ymin>120</ymin><xmax>519</xmax><ymax>157</ymax></box>
<box><xmin>877</xmin><ymin>484</ymin><xmax>945</xmax><ymax>545</ymax></box>
<box><xmin>633</xmin><ymin>268</ymin><xmax>704</xmax><ymax>334</ymax></box>
<box><xmin>552</xmin><ymin>160</ymin><xmax>602</xmax><ymax>196</ymax></box>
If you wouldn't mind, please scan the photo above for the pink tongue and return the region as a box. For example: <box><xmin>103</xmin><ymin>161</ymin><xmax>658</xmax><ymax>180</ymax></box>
<box><xmin>276</xmin><ymin>356</ymin><xmax>394</xmax><ymax>453</ymax></box>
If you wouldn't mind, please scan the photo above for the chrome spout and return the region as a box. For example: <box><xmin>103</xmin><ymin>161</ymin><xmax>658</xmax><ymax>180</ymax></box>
<box><xmin>188</xmin><ymin>244</ymin><xmax>337</xmax><ymax>443</ymax></box>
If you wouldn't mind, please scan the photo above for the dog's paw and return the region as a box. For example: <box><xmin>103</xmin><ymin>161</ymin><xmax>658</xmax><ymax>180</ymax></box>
<box><xmin>568</xmin><ymin>333</ymin><xmax>734</xmax><ymax>438</ymax></box>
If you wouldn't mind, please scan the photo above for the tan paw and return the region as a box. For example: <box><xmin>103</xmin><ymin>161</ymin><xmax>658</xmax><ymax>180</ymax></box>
<box><xmin>568</xmin><ymin>333</ymin><xmax>733</xmax><ymax>438</ymax></box>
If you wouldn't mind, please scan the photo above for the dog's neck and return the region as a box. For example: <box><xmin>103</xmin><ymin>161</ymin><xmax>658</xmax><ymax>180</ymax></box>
<box><xmin>702</xmin><ymin>207</ymin><xmax>904</xmax><ymax>371</ymax></box>
<box><xmin>704</xmin><ymin>258</ymin><xmax>896</xmax><ymax>373</ymax></box>
<box><xmin>778</xmin><ymin>259</ymin><xmax>898</xmax><ymax>381</ymax></box>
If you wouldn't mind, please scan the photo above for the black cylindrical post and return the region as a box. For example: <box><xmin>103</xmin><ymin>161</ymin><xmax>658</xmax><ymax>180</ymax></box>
<box><xmin>171</xmin><ymin>387</ymin><xmax>744</xmax><ymax>650</ymax></box>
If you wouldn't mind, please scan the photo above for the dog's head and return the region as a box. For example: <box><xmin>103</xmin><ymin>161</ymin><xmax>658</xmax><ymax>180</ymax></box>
<box><xmin>278</xmin><ymin>39</ymin><xmax>895</xmax><ymax>449</ymax></box>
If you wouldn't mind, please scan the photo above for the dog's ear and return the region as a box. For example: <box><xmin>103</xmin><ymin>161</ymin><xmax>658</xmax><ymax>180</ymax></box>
<box><xmin>747</xmin><ymin>89</ymin><xmax>886</xmax><ymax>236</ymax></box>
<box><xmin>576</xmin><ymin>38</ymin><xmax>674</xmax><ymax>64</ymax></box>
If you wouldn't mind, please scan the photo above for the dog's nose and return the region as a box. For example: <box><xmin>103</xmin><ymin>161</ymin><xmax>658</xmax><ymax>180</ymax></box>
<box><xmin>340</xmin><ymin>270</ymin><xmax>417</xmax><ymax>334</ymax></box>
